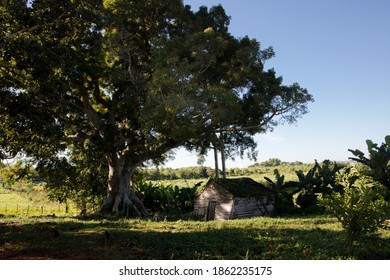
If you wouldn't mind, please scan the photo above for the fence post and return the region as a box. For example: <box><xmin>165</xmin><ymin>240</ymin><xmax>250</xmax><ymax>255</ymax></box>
<box><xmin>16</xmin><ymin>204</ymin><xmax>18</xmax><ymax>214</ymax></box>
<box><xmin>41</xmin><ymin>206</ymin><xmax>44</xmax><ymax>215</ymax></box>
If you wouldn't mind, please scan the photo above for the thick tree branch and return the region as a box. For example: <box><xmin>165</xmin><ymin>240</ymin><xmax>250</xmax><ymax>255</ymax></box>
<box><xmin>63</xmin><ymin>94</ymin><xmax>84</xmax><ymax>111</ymax></box>
<box><xmin>1</xmin><ymin>24</ymin><xmax>47</xmax><ymax>40</ymax></box>
<box><xmin>77</xmin><ymin>85</ymin><xmax>106</xmax><ymax>134</ymax></box>
<box><xmin>91</xmin><ymin>77</ymin><xmax>110</xmax><ymax>108</ymax></box>
<box><xmin>82</xmin><ymin>97</ymin><xmax>106</xmax><ymax>134</ymax></box>
<box><xmin>1</xmin><ymin>13</ymin><xmax>64</xmax><ymax>41</ymax></box>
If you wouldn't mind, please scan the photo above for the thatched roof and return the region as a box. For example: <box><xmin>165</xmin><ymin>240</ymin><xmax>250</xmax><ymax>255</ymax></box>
<box><xmin>199</xmin><ymin>177</ymin><xmax>275</xmax><ymax>198</ymax></box>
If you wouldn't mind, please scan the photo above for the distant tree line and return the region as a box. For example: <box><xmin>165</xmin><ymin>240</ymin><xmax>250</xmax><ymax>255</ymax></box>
<box><xmin>142</xmin><ymin>166</ymin><xmax>215</xmax><ymax>180</ymax></box>
<box><xmin>142</xmin><ymin>158</ymin><xmax>313</xmax><ymax>180</ymax></box>
<box><xmin>249</xmin><ymin>158</ymin><xmax>304</xmax><ymax>167</ymax></box>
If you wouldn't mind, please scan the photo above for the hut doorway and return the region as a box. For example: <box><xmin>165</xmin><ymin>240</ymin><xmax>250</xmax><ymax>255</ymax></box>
<box><xmin>206</xmin><ymin>201</ymin><xmax>217</xmax><ymax>221</ymax></box>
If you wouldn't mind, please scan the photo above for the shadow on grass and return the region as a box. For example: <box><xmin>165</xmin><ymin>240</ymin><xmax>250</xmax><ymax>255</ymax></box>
<box><xmin>0</xmin><ymin>216</ymin><xmax>389</xmax><ymax>260</ymax></box>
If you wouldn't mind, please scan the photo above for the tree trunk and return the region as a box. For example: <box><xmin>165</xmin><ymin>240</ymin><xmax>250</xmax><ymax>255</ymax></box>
<box><xmin>99</xmin><ymin>153</ymin><xmax>148</xmax><ymax>217</ymax></box>
<box><xmin>219</xmin><ymin>131</ymin><xmax>227</xmax><ymax>179</ymax></box>
<box><xmin>213</xmin><ymin>133</ymin><xmax>219</xmax><ymax>179</ymax></box>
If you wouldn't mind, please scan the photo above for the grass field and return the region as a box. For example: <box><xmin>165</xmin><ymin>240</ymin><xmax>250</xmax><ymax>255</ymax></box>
<box><xmin>0</xmin><ymin>190</ymin><xmax>78</xmax><ymax>216</ymax></box>
<box><xmin>1</xmin><ymin>214</ymin><xmax>389</xmax><ymax>260</ymax></box>
<box><xmin>1</xmin><ymin>162</ymin><xmax>389</xmax><ymax>260</ymax></box>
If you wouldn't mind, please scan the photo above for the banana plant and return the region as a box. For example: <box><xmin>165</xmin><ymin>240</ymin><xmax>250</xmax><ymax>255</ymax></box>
<box><xmin>315</xmin><ymin>160</ymin><xmax>344</xmax><ymax>194</ymax></box>
<box><xmin>134</xmin><ymin>180</ymin><xmax>198</xmax><ymax>213</ymax></box>
<box><xmin>293</xmin><ymin>160</ymin><xmax>341</xmax><ymax>209</ymax></box>
<box><xmin>348</xmin><ymin>136</ymin><xmax>390</xmax><ymax>189</ymax></box>
<box><xmin>264</xmin><ymin>169</ymin><xmax>296</xmax><ymax>214</ymax></box>
<box><xmin>264</xmin><ymin>169</ymin><xmax>285</xmax><ymax>193</ymax></box>
<box><xmin>295</xmin><ymin>161</ymin><xmax>319</xmax><ymax>193</ymax></box>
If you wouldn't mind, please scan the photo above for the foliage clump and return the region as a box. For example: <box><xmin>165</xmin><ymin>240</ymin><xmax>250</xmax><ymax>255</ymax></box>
<box><xmin>264</xmin><ymin>160</ymin><xmax>344</xmax><ymax>214</ymax></box>
<box><xmin>320</xmin><ymin>168</ymin><xmax>390</xmax><ymax>249</ymax></box>
<box><xmin>134</xmin><ymin>180</ymin><xmax>199</xmax><ymax>215</ymax></box>
<box><xmin>264</xmin><ymin>169</ymin><xmax>295</xmax><ymax>214</ymax></box>
<box><xmin>348</xmin><ymin>135</ymin><xmax>390</xmax><ymax>198</ymax></box>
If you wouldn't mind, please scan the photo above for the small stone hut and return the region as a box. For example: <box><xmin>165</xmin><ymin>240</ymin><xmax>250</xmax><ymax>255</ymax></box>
<box><xmin>193</xmin><ymin>178</ymin><xmax>275</xmax><ymax>220</ymax></box>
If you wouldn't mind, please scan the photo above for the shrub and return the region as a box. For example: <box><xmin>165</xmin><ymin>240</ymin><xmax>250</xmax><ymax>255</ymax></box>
<box><xmin>320</xmin><ymin>169</ymin><xmax>390</xmax><ymax>249</ymax></box>
<box><xmin>348</xmin><ymin>135</ymin><xmax>390</xmax><ymax>198</ymax></box>
<box><xmin>134</xmin><ymin>180</ymin><xmax>198</xmax><ymax>214</ymax></box>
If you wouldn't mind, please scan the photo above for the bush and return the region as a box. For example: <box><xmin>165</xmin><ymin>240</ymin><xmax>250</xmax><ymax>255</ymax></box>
<box><xmin>134</xmin><ymin>180</ymin><xmax>198</xmax><ymax>214</ymax></box>
<box><xmin>320</xmin><ymin>169</ymin><xmax>390</xmax><ymax>249</ymax></box>
<box><xmin>348</xmin><ymin>135</ymin><xmax>390</xmax><ymax>199</ymax></box>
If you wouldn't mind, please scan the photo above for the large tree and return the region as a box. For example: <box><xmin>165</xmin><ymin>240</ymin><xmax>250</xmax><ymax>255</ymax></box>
<box><xmin>0</xmin><ymin>0</ymin><xmax>313</xmax><ymax>216</ymax></box>
<box><xmin>153</xmin><ymin>6</ymin><xmax>313</xmax><ymax>178</ymax></box>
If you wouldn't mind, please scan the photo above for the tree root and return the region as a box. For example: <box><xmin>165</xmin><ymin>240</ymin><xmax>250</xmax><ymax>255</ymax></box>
<box><xmin>100</xmin><ymin>193</ymin><xmax>148</xmax><ymax>218</ymax></box>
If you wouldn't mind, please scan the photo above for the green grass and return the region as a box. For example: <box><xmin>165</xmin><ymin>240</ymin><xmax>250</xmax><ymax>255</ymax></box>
<box><xmin>1</xmin><ymin>214</ymin><xmax>389</xmax><ymax>260</ymax></box>
<box><xmin>0</xmin><ymin>190</ymin><xmax>78</xmax><ymax>216</ymax></box>
<box><xmin>0</xmin><ymin>192</ymin><xmax>37</xmax><ymax>215</ymax></box>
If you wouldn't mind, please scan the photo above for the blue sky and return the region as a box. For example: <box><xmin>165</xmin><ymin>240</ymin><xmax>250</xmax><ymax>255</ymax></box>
<box><xmin>164</xmin><ymin>0</ymin><xmax>390</xmax><ymax>168</ymax></box>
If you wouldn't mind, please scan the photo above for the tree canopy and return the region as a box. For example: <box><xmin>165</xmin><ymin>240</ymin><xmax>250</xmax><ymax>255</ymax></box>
<box><xmin>0</xmin><ymin>0</ymin><xmax>313</xmax><ymax>215</ymax></box>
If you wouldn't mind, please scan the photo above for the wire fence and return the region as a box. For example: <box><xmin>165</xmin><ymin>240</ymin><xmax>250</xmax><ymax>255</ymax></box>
<box><xmin>0</xmin><ymin>203</ymin><xmax>79</xmax><ymax>216</ymax></box>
